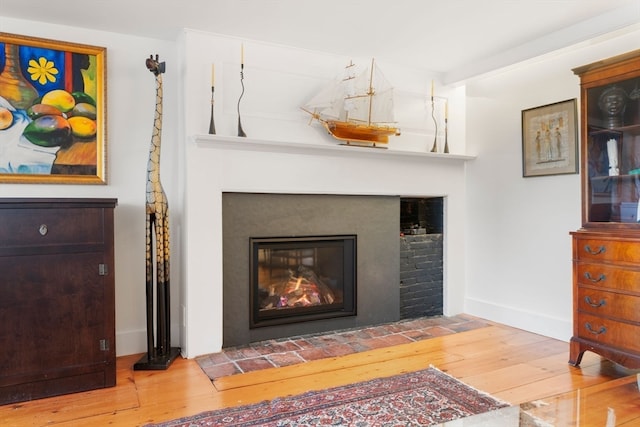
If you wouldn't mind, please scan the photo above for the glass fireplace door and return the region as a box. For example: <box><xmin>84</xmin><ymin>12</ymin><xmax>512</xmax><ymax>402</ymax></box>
<box><xmin>250</xmin><ymin>235</ymin><xmax>356</xmax><ymax>328</ymax></box>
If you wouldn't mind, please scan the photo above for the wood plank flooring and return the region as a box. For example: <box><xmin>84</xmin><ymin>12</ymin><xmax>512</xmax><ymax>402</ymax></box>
<box><xmin>0</xmin><ymin>322</ymin><xmax>636</xmax><ymax>426</ymax></box>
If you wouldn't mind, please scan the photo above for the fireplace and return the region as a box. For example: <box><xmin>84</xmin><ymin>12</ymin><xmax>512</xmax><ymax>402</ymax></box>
<box><xmin>250</xmin><ymin>235</ymin><xmax>357</xmax><ymax>328</ymax></box>
<box><xmin>222</xmin><ymin>192</ymin><xmax>400</xmax><ymax>348</ymax></box>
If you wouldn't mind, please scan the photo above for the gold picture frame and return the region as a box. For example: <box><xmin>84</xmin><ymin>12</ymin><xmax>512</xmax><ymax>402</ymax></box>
<box><xmin>0</xmin><ymin>32</ymin><xmax>106</xmax><ymax>184</ymax></box>
<box><xmin>521</xmin><ymin>99</ymin><xmax>578</xmax><ymax>177</ymax></box>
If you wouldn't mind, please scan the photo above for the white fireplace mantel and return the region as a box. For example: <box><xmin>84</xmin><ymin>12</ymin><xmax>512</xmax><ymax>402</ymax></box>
<box><xmin>192</xmin><ymin>134</ymin><xmax>476</xmax><ymax>162</ymax></box>
<box><xmin>180</xmin><ymin>134</ymin><xmax>474</xmax><ymax>358</ymax></box>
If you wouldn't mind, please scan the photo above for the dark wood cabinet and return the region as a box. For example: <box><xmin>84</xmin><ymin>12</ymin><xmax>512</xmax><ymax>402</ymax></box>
<box><xmin>570</xmin><ymin>50</ymin><xmax>640</xmax><ymax>369</ymax></box>
<box><xmin>0</xmin><ymin>198</ymin><xmax>117</xmax><ymax>404</ymax></box>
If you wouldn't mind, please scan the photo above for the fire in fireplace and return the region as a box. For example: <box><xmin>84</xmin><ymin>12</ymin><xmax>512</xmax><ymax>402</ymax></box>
<box><xmin>250</xmin><ymin>235</ymin><xmax>357</xmax><ymax>328</ymax></box>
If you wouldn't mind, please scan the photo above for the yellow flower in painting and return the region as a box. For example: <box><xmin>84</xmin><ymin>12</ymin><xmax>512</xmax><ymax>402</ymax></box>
<box><xmin>27</xmin><ymin>57</ymin><xmax>59</xmax><ymax>85</ymax></box>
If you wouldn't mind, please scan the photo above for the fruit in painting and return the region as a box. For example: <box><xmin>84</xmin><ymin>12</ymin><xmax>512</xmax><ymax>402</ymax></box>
<box><xmin>41</xmin><ymin>89</ymin><xmax>76</xmax><ymax>112</ymax></box>
<box><xmin>70</xmin><ymin>103</ymin><xmax>97</xmax><ymax>120</ymax></box>
<box><xmin>26</xmin><ymin>104</ymin><xmax>65</xmax><ymax>120</ymax></box>
<box><xmin>11</xmin><ymin>88</ymin><xmax>98</xmax><ymax>147</ymax></box>
<box><xmin>0</xmin><ymin>107</ymin><xmax>14</xmax><ymax>130</ymax></box>
<box><xmin>71</xmin><ymin>91</ymin><xmax>96</xmax><ymax>107</ymax></box>
<box><xmin>23</xmin><ymin>115</ymin><xmax>72</xmax><ymax>147</ymax></box>
<box><xmin>68</xmin><ymin>116</ymin><xmax>97</xmax><ymax>138</ymax></box>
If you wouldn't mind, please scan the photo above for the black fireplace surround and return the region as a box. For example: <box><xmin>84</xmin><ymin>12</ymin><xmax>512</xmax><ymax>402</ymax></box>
<box><xmin>250</xmin><ymin>235</ymin><xmax>357</xmax><ymax>328</ymax></box>
<box><xmin>222</xmin><ymin>193</ymin><xmax>400</xmax><ymax>348</ymax></box>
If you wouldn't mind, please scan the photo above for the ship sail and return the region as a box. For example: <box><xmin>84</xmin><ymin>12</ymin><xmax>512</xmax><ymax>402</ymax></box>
<box><xmin>304</xmin><ymin>76</ymin><xmax>343</xmax><ymax>121</ymax></box>
<box><xmin>302</xmin><ymin>59</ymin><xmax>400</xmax><ymax>147</ymax></box>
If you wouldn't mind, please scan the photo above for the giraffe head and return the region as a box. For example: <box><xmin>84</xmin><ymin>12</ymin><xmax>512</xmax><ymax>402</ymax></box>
<box><xmin>146</xmin><ymin>54</ymin><xmax>166</xmax><ymax>76</ymax></box>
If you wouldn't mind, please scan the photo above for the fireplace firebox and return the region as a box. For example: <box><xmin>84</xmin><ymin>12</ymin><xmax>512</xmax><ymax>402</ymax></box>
<box><xmin>250</xmin><ymin>235</ymin><xmax>357</xmax><ymax>328</ymax></box>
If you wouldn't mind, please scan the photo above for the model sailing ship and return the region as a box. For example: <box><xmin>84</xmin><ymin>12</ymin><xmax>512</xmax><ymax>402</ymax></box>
<box><xmin>302</xmin><ymin>59</ymin><xmax>400</xmax><ymax>148</ymax></box>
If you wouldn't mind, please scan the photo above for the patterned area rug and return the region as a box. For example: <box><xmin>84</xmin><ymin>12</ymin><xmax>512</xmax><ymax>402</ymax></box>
<box><xmin>146</xmin><ymin>367</ymin><xmax>509</xmax><ymax>426</ymax></box>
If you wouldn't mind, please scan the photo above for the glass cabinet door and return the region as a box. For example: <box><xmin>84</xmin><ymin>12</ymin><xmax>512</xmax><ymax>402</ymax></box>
<box><xmin>585</xmin><ymin>75</ymin><xmax>640</xmax><ymax>224</ymax></box>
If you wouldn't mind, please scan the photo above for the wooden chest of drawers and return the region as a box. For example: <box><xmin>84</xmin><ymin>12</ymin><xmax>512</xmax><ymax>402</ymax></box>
<box><xmin>0</xmin><ymin>198</ymin><xmax>117</xmax><ymax>404</ymax></box>
<box><xmin>570</xmin><ymin>230</ymin><xmax>640</xmax><ymax>368</ymax></box>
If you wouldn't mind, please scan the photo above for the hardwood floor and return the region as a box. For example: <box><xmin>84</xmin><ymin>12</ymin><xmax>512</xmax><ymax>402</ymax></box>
<box><xmin>1</xmin><ymin>322</ymin><xmax>636</xmax><ymax>426</ymax></box>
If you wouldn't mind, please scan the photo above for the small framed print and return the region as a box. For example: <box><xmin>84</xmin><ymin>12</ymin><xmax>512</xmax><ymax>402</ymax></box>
<box><xmin>521</xmin><ymin>99</ymin><xmax>578</xmax><ymax>177</ymax></box>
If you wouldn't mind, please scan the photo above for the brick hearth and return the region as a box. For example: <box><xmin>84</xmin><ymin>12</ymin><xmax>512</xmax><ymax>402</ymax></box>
<box><xmin>196</xmin><ymin>314</ymin><xmax>489</xmax><ymax>380</ymax></box>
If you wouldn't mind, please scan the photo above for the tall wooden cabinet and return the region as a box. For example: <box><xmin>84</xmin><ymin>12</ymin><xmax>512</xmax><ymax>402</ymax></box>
<box><xmin>570</xmin><ymin>51</ymin><xmax>640</xmax><ymax>368</ymax></box>
<box><xmin>0</xmin><ymin>198</ymin><xmax>117</xmax><ymax>404</ymax></box>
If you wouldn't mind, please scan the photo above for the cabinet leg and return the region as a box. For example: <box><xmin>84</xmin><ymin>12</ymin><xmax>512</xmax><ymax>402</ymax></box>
<box><xmin>569</xmin><ymin>339</ymin><xmax>584</xmax><ymax>367</ymax></box>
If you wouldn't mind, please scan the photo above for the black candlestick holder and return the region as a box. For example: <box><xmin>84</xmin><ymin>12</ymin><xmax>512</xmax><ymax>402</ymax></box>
<box><xmin>430</xmin><ymin>96</ymin><xmax>437</xmax><ymax>152</ymax></box>
<box><xmin>444</xmin><ymin>117</ymin><xmax>449</xmax><ymax>153</ymax></box>
<box><xmin>237</xmin><ymin>64</ymin><xmax>246</xmax><ymax>137</ymax></box>
<box><xmin>208</xmin><ymin>86</ymin><xmax>216</xmax><ymax>134</ymax></box>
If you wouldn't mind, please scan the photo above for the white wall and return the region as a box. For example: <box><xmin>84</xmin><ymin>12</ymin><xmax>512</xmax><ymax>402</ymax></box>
<box><xmin>0</xmin><ymin>17</ymin><xmax>180</xmax><ymax>356</ymax></box>
<box><xmin>464</xmin><ymin>25</ymin><xmax>640</xmax><ymax>341</ymax></box>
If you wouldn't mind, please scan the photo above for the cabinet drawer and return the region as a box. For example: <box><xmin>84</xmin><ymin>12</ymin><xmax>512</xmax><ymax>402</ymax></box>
<box><xmin>577</xmin><ymin>287</ymin><xmax>640</xmax><ymax>321</ymax></box>
<box><xmin>576</xmin><ymin>262</ymin><xmax>640</xmax><ymax>293</ymax></box>
<box><xmin>0</xmin><ymin>208</ymin><xmax>105</xmax><ymax>248</ymax></box>
<box><xmin>574</xmin><ymin>237</ymin><xmax>640</xmax><ymax>264</ymax></box>
<box><xmin>575</xmin><ymin>312</ymin><xmax>640</xmax><ymax>354</ymax></box>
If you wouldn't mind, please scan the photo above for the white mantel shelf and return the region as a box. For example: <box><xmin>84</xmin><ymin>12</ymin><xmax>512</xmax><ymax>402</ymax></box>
<box><xmin>192</xmin><ymin>134</ymin><xmax>476</xmax><ymax>162</ymax></box>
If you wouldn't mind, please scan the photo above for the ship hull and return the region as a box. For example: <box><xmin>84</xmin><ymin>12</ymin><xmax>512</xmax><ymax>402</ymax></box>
<box><xmin>322</xmin><ymin>120</ymin><xmax>400</xmax><ymax>147</ymax></box>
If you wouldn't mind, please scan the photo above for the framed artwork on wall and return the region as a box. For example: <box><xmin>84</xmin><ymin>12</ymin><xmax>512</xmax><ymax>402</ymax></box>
<box><xmin>0</xmin><ymin>32</ymin><xmax>106</xmax><ymax>184</ymax></box>
<box><xmin>521</xmin><ymin>98</ymin><xmax>578</xmax><ymax>177</ymax></box>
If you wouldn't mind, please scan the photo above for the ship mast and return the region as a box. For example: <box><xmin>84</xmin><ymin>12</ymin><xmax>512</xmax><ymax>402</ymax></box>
<box><xmin>367</xmin><ymin>58</ymin><xmax>375</xmax><ymax>126</ymax></box>
<box><xmin>343</xmin><ymin>60</ymin><xmax>356</xmax><ymax>122</ymax></box>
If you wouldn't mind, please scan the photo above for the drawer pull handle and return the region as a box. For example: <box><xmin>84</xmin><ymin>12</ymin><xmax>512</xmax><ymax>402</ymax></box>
<box><xmin>584</xmin><ymin>245</ymin><xmax>606</xmax><ymax>255</ymax></box>
<box><xmin>584</xmin><ymin>272</ymin><xmax>606</xmax><ymax>283</ymax></box>
<box><xmin>585</xmin><ymin>322</ymin><xmax>606</xmax><ymax>335</ymax></box>
<box><xmin>584</xmin><ymin>296</ymin><xmax>606</xmax><ymax>308</ymax></box>
<box><xmin>38</xmin><ymin>224</ymin><xmax>48</xmax><ymax>236</ymax></box>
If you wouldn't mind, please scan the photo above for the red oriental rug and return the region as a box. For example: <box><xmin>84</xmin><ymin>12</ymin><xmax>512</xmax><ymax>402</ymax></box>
<box><xmin>146</xmin><ymin>367</ymin><xmax>509</xmax><ymax>426</ymax></box>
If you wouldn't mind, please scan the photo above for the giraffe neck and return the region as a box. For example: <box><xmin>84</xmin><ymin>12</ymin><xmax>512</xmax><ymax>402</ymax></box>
<box><xmin>147</xmin><ymin>73</ymin><xmax>163</xmax><ymax>186</ymax></box>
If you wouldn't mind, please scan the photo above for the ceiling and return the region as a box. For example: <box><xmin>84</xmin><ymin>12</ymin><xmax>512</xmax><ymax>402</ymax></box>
<box><xmin>1</xmin><ymin>0</ymin><xmax>639</xmax><ymax>82</ymax></box>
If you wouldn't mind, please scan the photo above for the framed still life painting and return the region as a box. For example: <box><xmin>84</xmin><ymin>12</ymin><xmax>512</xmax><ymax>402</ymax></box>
<box><xmin>0</xmin><ymin>33</ymin><xmax>106</xmax><ymax>184</ymax></box>
<box><xmin>521</xmin><ymin>98</ymin><xmax>578</xmax><ymax>178</ymax></box>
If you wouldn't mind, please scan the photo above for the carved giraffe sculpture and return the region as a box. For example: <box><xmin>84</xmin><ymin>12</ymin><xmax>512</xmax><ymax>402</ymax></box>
<box><xmin>134</xmin><ymin>54</ymin><xmax>180</xmax><ymax>370</ymax></box>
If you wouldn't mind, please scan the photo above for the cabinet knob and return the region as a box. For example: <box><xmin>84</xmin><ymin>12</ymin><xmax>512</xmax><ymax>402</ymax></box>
<box><xmin>39</xmin><ymin>224</ymin><xmax>48</xmax><ymax>236</ymax></box>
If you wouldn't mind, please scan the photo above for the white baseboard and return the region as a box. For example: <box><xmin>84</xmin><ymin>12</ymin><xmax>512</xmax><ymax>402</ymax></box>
<box><xmin>116</xmin><ymin>329</ymin><xmax>148</xmax><ymax>357</ymax></box>
<box><xmin>116</xmin><ymin>328</ymin><xmax>184</xmax><ymax>358</ymax></box>
<box><xmin>465</xmin><ymin>297</ymin><xmax>572</xmax><ymax>342</ymax></box>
